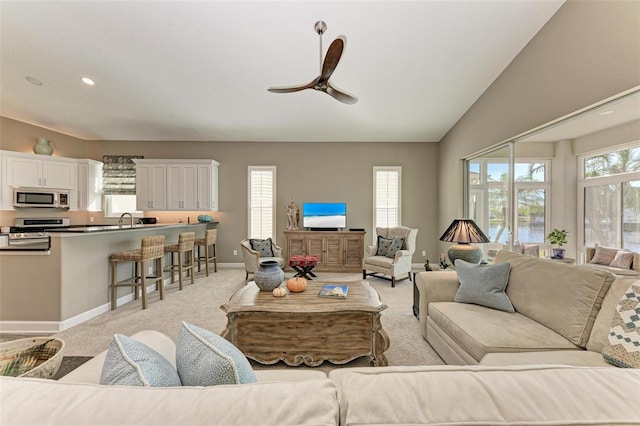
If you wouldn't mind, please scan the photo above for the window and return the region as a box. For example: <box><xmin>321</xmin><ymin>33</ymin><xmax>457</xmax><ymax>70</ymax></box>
<box><xmin>468</xmin><ymin>158</ymin><xmax>549</xmax><ymax>245</ymax></box>
<box><xmin>248</xmin><ymin>166</ymin><xmax>276</xmax><ymax>239</ymax></box>
<box><xmin>374</xmin><ymin>167</ymin><xmax>401</xmax><ymax>230</ymax></box>
<box><xmin>579</xmin><ymin>144</ymin><xmax>640</xmax><ymax>252</ymax></box>
<box><xmin>102</xmin><ymin>155</ymin><xmax>143</xmax><ymax>218</ymax></box>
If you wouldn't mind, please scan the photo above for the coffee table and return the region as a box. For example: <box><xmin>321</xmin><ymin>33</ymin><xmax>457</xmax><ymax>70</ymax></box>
<box><xmin>220</xmin><ymin>280</ymin><xmax>389</xmax><ymax>366</ymax></box>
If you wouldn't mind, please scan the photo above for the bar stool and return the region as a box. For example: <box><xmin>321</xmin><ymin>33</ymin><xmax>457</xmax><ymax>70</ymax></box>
<box><xmin>110</xmin><ymin>235</ymin><xmax>165</xmax><ymax>310</ymax></box>
<box><xmin>195</xmin><ymin>229</ymin><xmax>218</xmax><ymax>276</ymax></box>
<box><xmin>164</xmin><ymin>232</ymin><xmax>195</xmax><ymax>290</ymax></box>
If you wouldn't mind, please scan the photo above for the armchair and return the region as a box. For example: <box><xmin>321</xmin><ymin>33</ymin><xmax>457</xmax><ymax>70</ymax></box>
<box><xmin>362</xmin><ymin>226</ymin><xmax>418</xmax><ymax>287</ymax></box>
<box><xmin>240</xmin><ymin>239</ymin><xmax>285</xmax><ymax>280</ymax></box>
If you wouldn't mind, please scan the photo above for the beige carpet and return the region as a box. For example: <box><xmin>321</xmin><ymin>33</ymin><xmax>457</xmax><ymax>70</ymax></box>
<box><xmin>53</xmin><ymin>268</ymin><xmax>444</xmax><ymax>371</ymax></box>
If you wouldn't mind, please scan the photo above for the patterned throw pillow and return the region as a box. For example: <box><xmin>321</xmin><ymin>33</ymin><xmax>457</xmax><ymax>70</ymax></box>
<box><xmin>250</xmin><ymin>238</ymin><xmax>274</xmax><ymax>257</ymax></box>
<box><xmin>176</xmin><ymin>322</ymin><xmax>257</xmax><ymax>386</ymax></box>
<box><xmin>100</xmin><ymin>334</ymin><xmax>182</xmax><ymax>387</ymax></box>
<box><xmin>602</xmin><ymin>281</ymin><xmax>640</xmax><ymax>368</ymax></box>
<box><xmin>454</xmin><ymin>259</ymin><xmax>514</xmax><ymax>313</ymax></box>
<box><xmin>609</xmin><ymin>250</ymin><xmax>634</xmax><ymax>269</ymax></box>
<box><xmin>376</xmin><ymin>236</ymin><xmax>393</xmax><ymax>256</ymax></box>
<box><xmin>590</xmin><ymin>244</ymin><xmax>619</xmax><ymax>266</ymax></box>
<box><xmin>385</xmin><ymin>237</ymin><xmax>405</xmax><ymax>259</ymax></box>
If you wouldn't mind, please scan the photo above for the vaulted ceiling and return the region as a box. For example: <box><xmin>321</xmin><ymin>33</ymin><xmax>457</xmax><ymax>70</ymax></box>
<box><xmin>0</xmin><ymin>1</ymin><xmax>564</xmax><ymax>142</ymax></box>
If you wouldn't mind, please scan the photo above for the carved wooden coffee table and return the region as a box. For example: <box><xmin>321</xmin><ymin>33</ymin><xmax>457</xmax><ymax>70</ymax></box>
<box><xmin>220</xmin><ymin>280</ymin><xmax>389</xmax><ymax>366</ymax></box>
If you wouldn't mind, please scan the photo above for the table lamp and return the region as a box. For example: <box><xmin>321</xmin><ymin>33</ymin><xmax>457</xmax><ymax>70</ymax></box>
<box><xmin>439</xmin><ymin>219</ymin><xmax>490</xmax><ymax>265</ymax></box>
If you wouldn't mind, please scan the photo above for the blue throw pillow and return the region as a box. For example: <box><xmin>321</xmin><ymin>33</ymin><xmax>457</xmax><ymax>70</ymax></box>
<box><xmin>176</xmin><ymin>322</ymin><xmax>257</xmax><ymax>386</ymax></box>
<box><xmin>100</xmin><ymin>334</ymin><xmax>182</xmax><ymax>387</ymax></box>
<box><xmin>454</xmin><ymin>259</ymin><xmax>514</xmax><ymax>313</ymax></box>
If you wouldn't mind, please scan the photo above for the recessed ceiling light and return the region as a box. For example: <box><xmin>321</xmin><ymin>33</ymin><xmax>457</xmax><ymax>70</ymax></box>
<box><xmin>81</xmin><ymin>77</ymin><xmax>95</xmax><ymax>86</ymax></box>
<box><xmin>26</xmin><ymin>76</ymin><xmax>43</xmax><ymax>86</ymax></box>
<box><xmin>600</xmin><ymin>110</ymin><xmax>615</xmax><ymax>115</ymax></box>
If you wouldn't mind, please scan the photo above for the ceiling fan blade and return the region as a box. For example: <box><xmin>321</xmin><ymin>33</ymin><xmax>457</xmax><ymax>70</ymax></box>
<box><xmin>268</xmin><ymin>78</ymin><xmax>318</xmax><ymax>93</ymax></box>
<box><xmin>319</xmin><ymin>36</ymin><xmax>345</xmax><ymax>83</ymax></box>
<box><xmin>326</xmin><ymin>81</ymin><xmax>358</xmax><ymax>105</ymax></box>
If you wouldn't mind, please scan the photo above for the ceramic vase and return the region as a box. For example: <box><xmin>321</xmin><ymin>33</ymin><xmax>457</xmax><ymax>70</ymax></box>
<box><xmin>254</xmin><ymin>260</ymin><xmax>284</xmax><ymax>291</ymax></box>
<box><xmin>33</xmin><ymin>137</ymin><xmax>54</xmax><ymax>155</ymax></box>
<box><xmin>552</xmin><ymin>248</ymin><xmax>566</xmax><ymax>259</ymax></box>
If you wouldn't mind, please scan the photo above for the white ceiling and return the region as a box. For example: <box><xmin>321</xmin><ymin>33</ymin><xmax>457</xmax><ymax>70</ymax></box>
<box><xmin>0</xmin><ymin>0</ymin><xmax>565</xmax><ymax>142</ymax></box>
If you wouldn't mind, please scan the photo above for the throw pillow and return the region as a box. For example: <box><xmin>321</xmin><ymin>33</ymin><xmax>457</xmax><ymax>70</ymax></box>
<box><xmin>250</xmin><ymin>238</ymin><xmax>274</xmax><ymax>257</ymax></box>
<box><xmin>100</xmin><ymin>334</ymin><xmax>182</xmax><ymax>387</ymax></box>
<box><xmin>454</xmin><ymin>259</ymin><xmax>514</xmax><ymax>313</ymax></box>
<box><xmin>385</xmin><ymin>236</ymin><xmax>405</xmax><ymax>258</ymax></box>
<box><xmin>602</xmin><ymin>281</ymin><xmax>640</xmax><ymax>368</ymax></box>
<box><xmin>375</xmin><ymin>236</ymin><xmax>393</xmax><ymax>256</ymax></box>
<box><xmin>590</xmin><ymin>244</ymin><xmax>619</xmax><ymax>266</ymax></box>
<box><xmin>609</xmin><ymin>250</ymin><xmax>634</xmax><ymax>269</ymax></box>
<box><xmin>176</xmin><ymin>321</ymin><xmax>257</xmax><ymax>386</ymax></box>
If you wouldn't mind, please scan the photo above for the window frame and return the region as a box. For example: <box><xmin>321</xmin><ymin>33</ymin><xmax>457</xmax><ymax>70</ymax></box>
<box><xmin>247</xmin><ymin>166</ymin><xmax>276</xmax><ymax>240</ymax></box>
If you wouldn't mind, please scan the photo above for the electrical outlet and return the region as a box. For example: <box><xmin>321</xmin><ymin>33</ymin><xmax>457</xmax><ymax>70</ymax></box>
<box><xmin>233</xmin><ymin>250</ymin><xmax>238</xmax><ymax>256</ymax></box>
<box><xmin>422</xmin><ymin>250</ymin><xmax>426</xmax><ymax>257</ymax></box>
<box><xmin>89</xmin><ymin>217</ymin><xmax>94</xmax><ymax>223</ymax></box>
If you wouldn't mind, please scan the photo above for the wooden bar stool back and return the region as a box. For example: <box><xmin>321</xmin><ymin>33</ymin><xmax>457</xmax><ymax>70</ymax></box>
<box><xmin>195</xmin><ymin>229</ymin><xmax>218</xmax><ymax>276</ymax></box>
<box><xmin>110</xmin><ymin>235</ymin><xmax>165</xmax><ymax>310</ymax></box>
<box><xmin>164</xmin><ymin>232</ymin><xmax>196</xmax><ymax>290</ymax></box>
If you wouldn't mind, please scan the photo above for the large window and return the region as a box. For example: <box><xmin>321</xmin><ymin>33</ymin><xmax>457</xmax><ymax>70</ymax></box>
<box><xmin>580</xmin><ymin>144</ymin><xmax>640</xmax><ymax>252</ymax></box>
<box><xmin>102</xmin><ymin>155</ymin><xmax>143</xmax><ymax>218</ymax></box>
<box><xmin>248</xmin><ymin>166</ymin><xmax>276</xmax><ymax>239</ymax></box>
<box><xmin>468</xmin><ymin>156</ymin><xmax>549</xmax><ymax>246</ymax></box>
<box><xmin>373</xmin><ymin>167</ymin><xmax>401</xmax><ymax>230</ymax></box>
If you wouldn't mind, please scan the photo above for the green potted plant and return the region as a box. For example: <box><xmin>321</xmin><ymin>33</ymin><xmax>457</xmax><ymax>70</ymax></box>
<box><xmin>546</xmin><ymin>228</ymin><xmax>568</xmax><ymax>259</ymax></box>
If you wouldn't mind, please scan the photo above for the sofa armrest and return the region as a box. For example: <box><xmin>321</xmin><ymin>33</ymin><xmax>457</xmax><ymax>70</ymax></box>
<box><xmin>365</xmin><ymin>245</ymin><xmax>377</xmax><ymax>257</ymax></box>
<box><xmin>272</xmin><ymin>244</ymin><xmax>283</xmax><ymax>257</ymax></box>
<box><xmin>416</xmin><ymin>270</ymin><xmax>459</xmax><ymax>340</ymax></box>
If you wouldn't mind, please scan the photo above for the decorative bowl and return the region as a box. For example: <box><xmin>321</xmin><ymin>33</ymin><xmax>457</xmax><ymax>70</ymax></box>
<box><xmin>197</xmin><ymin>215</ymin><xmax>212</xmax><ymax>223</ymax></box>
<box><xmin>0</xmin><ymin>337</ymin><xmax>65</xmax><ymax>379</ymax></box>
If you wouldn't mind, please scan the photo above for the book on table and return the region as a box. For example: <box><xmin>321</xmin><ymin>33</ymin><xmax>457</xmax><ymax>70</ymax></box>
<box><xmin>318</xmin><ymin>284</ymin><xmax>349</xmax><ymax>298</ymax></box>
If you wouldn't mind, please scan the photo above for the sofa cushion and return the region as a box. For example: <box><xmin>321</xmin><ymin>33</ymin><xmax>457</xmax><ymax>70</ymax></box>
<box><xmin>364</xmin><ymin>255</ymin><xmax>394</xmax><ymax>268</ymax></box>
<box><xmin>249</xmin><ymin>238</ymin><xmax>274</xmax><ymax>257</ymax></box>
<box><xmin>602</xmin><ymin>280</ymin><xmax>640</xmax><ymax>368</ymax></box>
<box><xmin>494</xmin><ymin>251</ymin><xmax>614</xmax><ymax>348</ymax></box>
<box><xmin>609</xmin><ymin>250</ymin><xmax>634</xmax><ymax>269</ymax></box>
<box><xmin>176</xmin><ymin>322</ymin><xmax>256</xmax><ymax>386</ymax></box>
<box><xmin>329</xmin><ymin>365</ymin><xmax>640</xmax><ymax>426</ymax></box>
<box><xmin>99</xmin><ymin>334</ymin><xmax>181</xmax><ymax>387</ymax></box>
<box><xmin>581</xmin><ymin>262</ymin><xmax>639</xmax><ymax>276</ymax></box>
<box><xmin>479</xmin><ymin>350</ymin><xmax>613</xmax><ymax>367</ymax></box>
<box><xmin>590</xmin><ymin>244</ymin><xmax>619</xmax><ymax>265</ymax></box>
<box><xmin>0</xmin><ymin>376</ymin><xmax>340</xmax><ymax>426</ymax></box>
<box><xmin>428</xmin><ymin>302</ymin><xmax>578</xmax><ymax>361</ymax></box>
<box><xmin>454</xmin><ymin>260</ymin><xmax>514</xmax><ymax>313</ymax></box>
<box><xmin>587</xmin><ymin>278</ymin><xmax>636</xmax><ymax>352</ymax></box>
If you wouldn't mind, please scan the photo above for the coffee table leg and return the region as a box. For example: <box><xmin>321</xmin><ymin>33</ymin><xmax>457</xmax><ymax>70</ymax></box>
<box><xmin>371</xmin><ymin>313</ymin><xmax>390</xmax><ymax>366</ymax></box>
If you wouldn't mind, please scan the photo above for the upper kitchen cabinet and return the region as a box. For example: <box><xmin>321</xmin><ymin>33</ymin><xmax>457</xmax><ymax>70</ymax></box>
<box><xmin>4</xmin><ymin>151</ymin><xmax>76</xmax><ymax>190</ymax></box>
<box><xmin>134</xmin><ymin>159</ymin><xmax>219</xmax><ymax>212</ymax></box>
<box><xmin>77</xmin><ymin>159</ymin><xmax>103</xmax><ymax>212</ymax></box>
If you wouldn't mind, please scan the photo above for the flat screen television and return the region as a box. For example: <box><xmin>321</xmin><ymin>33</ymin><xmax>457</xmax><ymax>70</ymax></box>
<box><xmin>302</xmin><ymin>202</ymin><xmax>347</xmax><ymax>229</ymax></box>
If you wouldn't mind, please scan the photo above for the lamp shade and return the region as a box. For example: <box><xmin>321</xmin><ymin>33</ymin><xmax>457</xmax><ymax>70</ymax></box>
<box><xmin>439</xmin><ymin>219</ymin><xmax>490</xmax><ymax>265</ymax></box>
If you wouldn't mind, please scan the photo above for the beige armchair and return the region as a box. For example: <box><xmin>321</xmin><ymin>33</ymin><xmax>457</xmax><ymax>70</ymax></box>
<box><xmin>240</xmin><ymin>239</ymin><xmax>285</xmax><ymax>280</ymax></box>
<box><xmin>362</xmin><ymin>226</ymin><xmax>418</xmax><ymax>287</ymax></box>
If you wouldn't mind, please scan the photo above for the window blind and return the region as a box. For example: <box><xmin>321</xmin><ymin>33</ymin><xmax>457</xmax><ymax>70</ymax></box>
<box><xmin>374</xmin><ymin>167</ymin><xmax>401</xmax><ymax>229</ymax></box>
<box><xmin>248</xmin><ymin>167</ymin><xmax>276</xmax><ymax>239</ymax></box>
<box><xmin>102</xmin><ymin>155</ymin><xmax>143</xmax><ymax>195</ymax></box>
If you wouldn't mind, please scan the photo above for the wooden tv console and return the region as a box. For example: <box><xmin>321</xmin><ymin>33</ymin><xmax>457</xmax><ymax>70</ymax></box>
<box><xmin>283</xmin><ymin>230</ymin><xmax>366</xmax><ymax>273</ymax></box>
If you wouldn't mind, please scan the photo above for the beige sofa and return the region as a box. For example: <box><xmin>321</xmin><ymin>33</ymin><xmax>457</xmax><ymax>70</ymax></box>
<box><xmin>2</xmin><ymin>328</ymin><xmax>640</xmax><ymax>425</ymax></box>
<box><xmin>416</xmin><ymin>250</ymin><xmax>637</xmax><ymax>366</ymax></box>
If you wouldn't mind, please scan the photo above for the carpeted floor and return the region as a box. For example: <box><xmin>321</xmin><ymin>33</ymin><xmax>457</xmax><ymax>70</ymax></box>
<box><xmin>52</xmin><ymin>268</ymin><xmax>444</xmax><ymax>373</ymax></box>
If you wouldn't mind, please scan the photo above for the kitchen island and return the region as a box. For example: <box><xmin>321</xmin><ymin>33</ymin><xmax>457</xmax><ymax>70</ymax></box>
<box><xmin>0</xmin><ymin>223</ymin><xmax>208</xmax><ymax>333</ymax></box>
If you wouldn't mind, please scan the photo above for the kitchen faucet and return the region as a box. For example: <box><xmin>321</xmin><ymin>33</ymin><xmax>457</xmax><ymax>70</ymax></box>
<box><xmin>118</xmin><ymin>212</ymin><xmax>134</xmax><ymax>227</ymax></box>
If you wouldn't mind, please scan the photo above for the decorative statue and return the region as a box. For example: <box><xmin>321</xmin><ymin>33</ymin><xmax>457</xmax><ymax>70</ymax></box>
<box><xmin>287</xmin><ymin>199</ymin><xmax>299</xmax><ymax>230</ymax></box>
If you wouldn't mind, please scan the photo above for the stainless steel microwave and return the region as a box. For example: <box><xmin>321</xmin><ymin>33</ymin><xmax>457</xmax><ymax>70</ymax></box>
<box><xmin>13</xmin><ymin>187</ymin><xmax>70</xmax><ymax>209</ymax></box>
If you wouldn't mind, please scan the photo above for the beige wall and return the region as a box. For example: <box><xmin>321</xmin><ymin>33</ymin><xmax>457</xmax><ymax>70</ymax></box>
<box><xmin>438</xmin><ymin>0</ymin><xmax>640</xmax><ymax>253</ymax></box>
<box><xmin>0</xmin><ymin>117</ymin><xmax>439</xmax><ymax>264</ymax></box>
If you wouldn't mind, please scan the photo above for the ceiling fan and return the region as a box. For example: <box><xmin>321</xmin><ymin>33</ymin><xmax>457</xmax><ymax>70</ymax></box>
<box><xmin>268</xmin><ymin>21</ymin><xmax>358</xmax><ymax>105</ymax></box>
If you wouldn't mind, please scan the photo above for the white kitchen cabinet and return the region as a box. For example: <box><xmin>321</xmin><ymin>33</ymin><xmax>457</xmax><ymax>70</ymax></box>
<box><xmin>134</xmin><ymin>159</ymin><xmax>219</xmax><ymax>212</ymax></box>
<box><xmin>134</xmin><ymin>162</ymin><xmax>167</xmax><ymax>211</ymax></box>
<box><xmin>77</xmin><ymin>159</ymin><xmax>103</xmax><ymax>211</ymax></box>
<box><xmin>5</xmin><ymin>152</ymin><xmax>76</xmax><ymax>190</ymax></box>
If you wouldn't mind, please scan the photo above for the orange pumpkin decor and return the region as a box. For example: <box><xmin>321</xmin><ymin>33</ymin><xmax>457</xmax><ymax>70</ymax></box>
<box><xmin>286</xmin><ymin>277</ymin><xmax>307</xmax><ymax>293</ymax></box>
